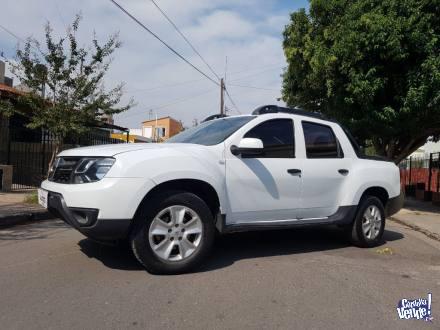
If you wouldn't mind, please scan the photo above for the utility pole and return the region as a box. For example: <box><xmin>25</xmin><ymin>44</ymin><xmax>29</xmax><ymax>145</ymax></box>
<box><xmin>220</xmin><ymin>78</ymin><xmax>225</xmax><ymax>115</ymax></box>
<box><xmin>155</xmin><ymin>113</ymin><xmax>158</xmax><ymax>142</ymax></box>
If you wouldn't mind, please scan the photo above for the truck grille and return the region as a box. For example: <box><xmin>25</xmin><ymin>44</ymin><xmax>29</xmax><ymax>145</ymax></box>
<box><xmin>48</xmin><ymin>157</ymin><xmax>81</xmax><ymax>183</ymax></box>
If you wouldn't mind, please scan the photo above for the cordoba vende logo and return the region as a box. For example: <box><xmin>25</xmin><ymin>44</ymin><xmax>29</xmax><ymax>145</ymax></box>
<box><xmin>397</xmin><ymin>293</ymin><xmax>433</xmax><ymax>322</ymax></box>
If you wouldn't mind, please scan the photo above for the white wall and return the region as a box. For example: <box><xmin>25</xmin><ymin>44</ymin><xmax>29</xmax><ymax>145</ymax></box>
<box><xmin>409</xmin><ymin>139</ymin><xmax>440</xmax><ymax>158</ymax></box>
<box><xmin>129</xmin><ymin>128</ymin><xmax>142</xmax><ymax>136</ymax></box>
<box><xmin>422</xmin><ymin>141</ymin><xmax>440</xmax><ymax>154</ymax></box>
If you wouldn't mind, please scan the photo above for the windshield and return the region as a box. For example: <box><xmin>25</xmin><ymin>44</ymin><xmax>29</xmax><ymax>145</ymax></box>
<box><xmin>167</xmin><ymin>116</ymin><xmax>255</xmax><ymax>146</ymax></box>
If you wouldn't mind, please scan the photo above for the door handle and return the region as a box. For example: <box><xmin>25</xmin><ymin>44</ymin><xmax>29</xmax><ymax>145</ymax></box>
<box><xmin>287</xmin><ymin>169</ymin><xmax>302</xmax><ymax>175</ymax></box>
<box><xmin>338</xmin><ymin>169</ymin><xmax>349</xmax><ymax>175</ymax></box>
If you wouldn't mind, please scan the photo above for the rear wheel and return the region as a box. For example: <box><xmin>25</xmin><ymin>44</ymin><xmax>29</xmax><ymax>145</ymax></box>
<box><xmin>349</xmin><ymin>196</ymin><xmax>385</xmax><ymax>247</ymax></box>
<box><xmin>130</xmin><ymin>192</ymin><xmax>215</xmax><ymax>274</ymax></box>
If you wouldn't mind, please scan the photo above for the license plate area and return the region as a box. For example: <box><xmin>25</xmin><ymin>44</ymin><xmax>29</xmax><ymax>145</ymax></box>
<box><xmin>38</xmin><ymin>189</ymin><xmax>48</xmax><ymax>208</ymax></box>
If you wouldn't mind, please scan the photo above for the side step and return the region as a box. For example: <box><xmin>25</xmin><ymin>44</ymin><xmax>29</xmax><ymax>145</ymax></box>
<box><xmin>216</xmin><ymin>206</ymin><xmax>357</xmax><ymax>234</ymax></box>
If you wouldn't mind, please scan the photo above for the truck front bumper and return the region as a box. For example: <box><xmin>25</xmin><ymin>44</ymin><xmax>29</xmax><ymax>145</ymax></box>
<box><xmin>386</xmin><ymin>191</ymin><xmax>404</xmax><ymax>217</ymax></box>
<box><xmin>47</xmin><ymin>191</ymin><xmax>131</xmax><ymax>242</ymax></box>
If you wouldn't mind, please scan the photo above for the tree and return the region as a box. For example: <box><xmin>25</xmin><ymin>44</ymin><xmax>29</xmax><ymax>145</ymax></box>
<box><xmin>282</xmin><ymin>0</ymin><xmax>440</xmax><ymax>163</ymax></box>
<box><xmin>0</xmin><ymin>15</ymin><xmax>133</xmax><ymax>165</ymax></box>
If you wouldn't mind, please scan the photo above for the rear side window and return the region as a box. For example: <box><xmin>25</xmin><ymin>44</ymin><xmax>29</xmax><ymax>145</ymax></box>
<box><xmin>244</xmin><ymin>119</ymin><xmax>294</xmax><ymax>158</ymax></box>
<box><xmin>302</xmin><ymin>121</ymin><xmax>343</xmax><ymax>158</ymax></box>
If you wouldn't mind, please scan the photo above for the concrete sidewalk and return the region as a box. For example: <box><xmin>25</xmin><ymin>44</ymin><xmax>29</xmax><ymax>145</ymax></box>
<box><xmin>390</xmin><ymin>198</ymin><xmax>440</xmax><ymax>241</ymax></box>
<box><xmin>0</xmin><ymin>191</ymin><xmax>54</xmax><ymax>227</ymax></box>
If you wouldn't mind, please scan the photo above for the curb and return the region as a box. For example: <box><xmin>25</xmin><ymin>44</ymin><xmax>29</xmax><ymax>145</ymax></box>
<box><xmin>389</xmin><ymin>216</ymin><xmax>440</xmax><ymax>242</ymax></box>
<box><xmin>0</xmin><ymin>211</ymin><xmax>55</xmax><ymax>228</ymax></box>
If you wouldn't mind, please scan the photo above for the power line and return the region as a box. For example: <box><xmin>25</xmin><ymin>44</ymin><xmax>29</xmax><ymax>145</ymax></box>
<box><xmin>152</xmin><ymin>88</ymin><xmax>216</xmax><ymax>111</ymax></box>
<box><xmin>149</xmin><ymin>0</ymin><xmax>220</xmax><ymax>81</ymax></box>
<box><xmin>125</xmin><ymin>63</ymin><xmax>285</xmax><ymax>94</ymax></box>
<box><xmin>0</xmin><ymin>24</ymin><xmax>26</xmax><ymax>43</ymax></box>
<box><xmin>222</xmin><ymin>62</ymin><xmax>283</xmax><ymax>78</ymax></box>
<box><xmin>140</xmin><ymin>0</ymin><xmax>261</xmax><ymax>116</ymax></box>
<box><xmin>109</xmin><ymin>0</ymin><xmax>219</xmax><ymax>87</ymax></box>
<box><xmin>148</xmin><ymin>0</ymin><xmax>228</xmax><ymax>116</ymax></box>
<box><xmin>224</xmin><ymin>56</ymin><xmax>228</xmax><ymax>83</ymax></box>
<box><xmin>229</xmin><ymin>65</ymin><xmax>285</xmax><ymax>83</ymax></box>
<box><xmin>0</xmin><ymin>23</ymin><xmax>46</xmax><ymax>59</ymax></box>
<box><xmin>120</xmin><ymin>88</ymin><xmax>218</xmax><ymax>119</ymax></box>
<box><xmin>224</xmin><ymin>87</ymin><xmax>242</xmax><ymax>114</ymax></box>
<box><xmin>228</xmin><ymin>83</ymin><xmax>279</xmax><ymax>91</ymax></box>
<box><xmin>126</xmin><ymin>78</ymin><xmax>204</xmax><ymax>93</ymax></box>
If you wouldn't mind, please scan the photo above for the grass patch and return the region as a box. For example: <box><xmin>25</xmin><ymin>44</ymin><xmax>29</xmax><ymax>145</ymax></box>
<box><xmin>24</xmin><ymin>192</ymin><xmax>39</xmax><ymax>204</ymax></box>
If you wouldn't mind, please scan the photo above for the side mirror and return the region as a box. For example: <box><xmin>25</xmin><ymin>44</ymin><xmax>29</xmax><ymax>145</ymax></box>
<box><xmin>230</xmin><ymin>138</ymin><xmax>264</xmax><ymax>156</ymax></box>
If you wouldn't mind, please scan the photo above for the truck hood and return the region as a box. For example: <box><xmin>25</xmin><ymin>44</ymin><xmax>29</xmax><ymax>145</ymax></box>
<box><xmin>58</xmin><ymin>143</ymin><xmax>203</xmax><ymax>157</ymax></box>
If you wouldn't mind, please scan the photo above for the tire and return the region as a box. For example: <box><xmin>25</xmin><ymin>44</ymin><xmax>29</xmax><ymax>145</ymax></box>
<box><xmin>349</xmin><ymin>196</ymin><xmax>386</xmax><ymax>248</ymax></box>
<box><xmin>130</xmin><ymin>191</ymin><xmax>215</xmax><ymax>274</ymax></box>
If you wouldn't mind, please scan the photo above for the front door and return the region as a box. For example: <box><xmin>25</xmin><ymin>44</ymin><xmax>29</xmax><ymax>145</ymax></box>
<box><xmin>225</xmin><ymin>118</ymin><xmax>302</xmax><ymax>224</ymax></box>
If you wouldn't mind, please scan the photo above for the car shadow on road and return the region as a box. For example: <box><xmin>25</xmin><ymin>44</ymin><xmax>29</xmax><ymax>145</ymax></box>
<box><xmin>77</xmin><ymin>226</ymin><xmax>404</xmax><ymax>273</ymax></box>
<box><xmin>198</xmin><ymin>227</ymin><xmax>404</xmax><ymax>272</ymax></box>
<box><xmin>78</xmin><ymin>239</ymin><xmax>143</xmax><ymax>271</ymax></box>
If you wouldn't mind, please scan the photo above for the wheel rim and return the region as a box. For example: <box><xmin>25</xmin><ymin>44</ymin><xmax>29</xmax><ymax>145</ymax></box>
<box><xmin>148</xmin><ymin>205</ymin><xmax>203</xmax><ymax>261</ymax></box>
<box><xmin>362</xmin><ymin>205</ymin><xmax>382</xmax><ymax>240</ymax></box>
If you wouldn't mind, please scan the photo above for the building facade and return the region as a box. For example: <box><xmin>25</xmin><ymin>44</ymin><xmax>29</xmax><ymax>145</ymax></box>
<box><xmin>141</xmin><ymin>116</ymin><xmax>183</xmax><ymax>141</ymax></box>
<box><xmin>0</xmin><ymin>61</ymin><xmax>13</xmax><ymax>87</ymax></box>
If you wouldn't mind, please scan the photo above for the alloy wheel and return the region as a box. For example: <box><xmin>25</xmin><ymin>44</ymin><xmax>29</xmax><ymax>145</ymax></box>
<box><xmin>148</xmin><ymin>205</ymin><xmax>203</xmax><ymax>261</ymax></box>
<box><xmin>361</xmin><ymin>205</ymin><xmax>382</xmax><ymax>240</ymax></box>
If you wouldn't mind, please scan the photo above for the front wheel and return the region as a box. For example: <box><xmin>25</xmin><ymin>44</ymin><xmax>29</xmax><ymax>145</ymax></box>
<box><xmin>349</xmin><ymin>196</ymin><xmax>385</xmax><ymax>247</ymax></box>
<box><xmin>130</xmin><ymin>192</ymin><xmax>215</xmax><ymax>274</ymax></box>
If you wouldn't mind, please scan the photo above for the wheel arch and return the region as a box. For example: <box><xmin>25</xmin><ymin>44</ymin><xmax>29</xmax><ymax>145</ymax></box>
<box><xmin>132</xmin><ymin>178</ymin><xmax>222</xmax><ymax>226</ymax></box>
<box><xmin>358</xmin><ymin>186</ymin><xmax>389</xmax><ymax>206</ymax></box>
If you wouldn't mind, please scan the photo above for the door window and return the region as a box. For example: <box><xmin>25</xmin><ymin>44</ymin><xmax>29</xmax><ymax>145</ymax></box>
<box><xmin>243</xmin><ymin>119</ymin><xmax>294</xmax><ymax>158</ymax></box>
<box><xmin>302</xmin><ymin>121</ymin><xmax>343</xmax><ymax>158</ymax></box>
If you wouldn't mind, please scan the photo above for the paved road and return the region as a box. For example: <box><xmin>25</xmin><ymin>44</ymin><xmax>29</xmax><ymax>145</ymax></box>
<box><xmin>0</xmin><ymin>219</ymin><xmax>439</xmax><ymax>329</ymax></box>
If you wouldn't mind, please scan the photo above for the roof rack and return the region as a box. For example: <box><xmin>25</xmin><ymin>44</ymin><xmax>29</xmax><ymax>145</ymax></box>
<box><xmin>252</xmin><ymin>105</ymin><xmax>326</xmax><ymax>120</ymax></box>
<box><xmin>201</xmin><ymin>114</ymin><xmax>229</xmax><ymax>123</ymax></box>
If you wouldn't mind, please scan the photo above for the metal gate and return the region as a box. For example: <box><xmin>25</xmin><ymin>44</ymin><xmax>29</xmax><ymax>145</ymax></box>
<box><xmin>0</xmin><ymin>120</ymin><xmax>127</xmax><ymax>190</ymax></box>
<box><xmin>400</xmin><ymin>152</ymin><xmax>440</xmax><ymax>193</ymax></box>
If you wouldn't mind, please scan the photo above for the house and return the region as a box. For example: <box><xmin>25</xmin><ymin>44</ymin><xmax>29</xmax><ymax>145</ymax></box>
<box><xmin>409</xmin><ymin>140</ymin><xmax>440</xmax><ymax>159</ymax></box>
<box><xmin>141</xmin><ymin>116</ymin><xmax>183</xmax><ymax>141</ymax></box>
<box><xmin>111</xmin><ymin>132</ymin><xmax>152</xmax><ymax>143</ymax></box>
<box><xmin>0</xmin><ymin>60</ymin><xmax>130</xmax><ymax>190</ymax></box>
<box><xmin>0</xmin><ymin>61</ymin><xmax>13</xmax><ymax>87</ymax></box>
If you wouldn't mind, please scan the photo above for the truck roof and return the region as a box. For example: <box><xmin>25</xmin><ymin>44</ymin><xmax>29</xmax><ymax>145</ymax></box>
<box><xmin>203</xmin><ymin>105</ymin><xmax>338</xmax><ymax>124</ymax></box>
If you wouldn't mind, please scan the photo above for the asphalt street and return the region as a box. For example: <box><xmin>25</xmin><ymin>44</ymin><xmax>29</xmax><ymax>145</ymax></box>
<box><xmin>0</xmin><ymin>219</ymin><xmax>439</xmax><ymax>329</ymax></box>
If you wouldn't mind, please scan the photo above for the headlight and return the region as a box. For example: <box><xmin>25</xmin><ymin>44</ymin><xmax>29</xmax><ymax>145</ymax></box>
<box><xmin>48</xmin><ymin>157</ymin><xmax>60</xmax><ymax>178</ymax></box>
<box><xmin>73</xmin><ymin>158</ymin><xmax>115</xmax><ymax>184</ymax></box>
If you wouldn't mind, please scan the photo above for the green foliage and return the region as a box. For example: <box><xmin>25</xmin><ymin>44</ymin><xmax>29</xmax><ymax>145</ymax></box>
<box><xmin>282</xmin><ymin>0</ymin><xmax>440</xmax><ymax>163</ymax></box>
<box><xmin>0</xmin><ymin>99</ymin><xmax>15</xmax><ymax>117</ymax></box>
<box><xmin>24</xmin><ymin>192</ymin><xmax>38</xmax><ymax>205</ymax></box>
<box><xmin>0</xmin><ymin>14</ymin><xmax>133</xmax><ymax>139</ymax></box>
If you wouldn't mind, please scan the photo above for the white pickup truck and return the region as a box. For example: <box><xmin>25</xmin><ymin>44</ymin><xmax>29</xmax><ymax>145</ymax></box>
<box><xmin>39</xmin><ymin>105</ymin><xmax>403</xmax><ymax>274</ymax></box>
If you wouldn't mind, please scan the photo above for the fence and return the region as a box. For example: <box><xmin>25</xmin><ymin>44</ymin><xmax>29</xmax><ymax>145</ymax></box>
<box><xmin>0</xmin><ymin>121</ymin><xmax>126</xmax><ymax>190</ymax></box>
<box><xmin>399</xmin><ymin>153</ymin><xmax>440</xmax><ymax>199</ymax></box>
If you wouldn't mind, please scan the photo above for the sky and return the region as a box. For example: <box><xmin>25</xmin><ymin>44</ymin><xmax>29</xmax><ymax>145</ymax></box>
<box><xmin>0</xmin><ymin>0</ymin><xmax>309</xmax><ymax>128</ymax></box>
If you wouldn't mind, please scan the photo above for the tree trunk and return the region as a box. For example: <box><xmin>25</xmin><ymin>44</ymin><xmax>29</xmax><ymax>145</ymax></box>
<box><xmin>372</xmin><ymin>140</ymin><xmax>387</xmax><ymax>159</ymax></box>
<box><xmin>47</xmin><ymin>138</ymin><xmax>62</xmax><ymax>177</ymax></box>
<box><xmin>372</xmin><ymin>136</ymin><xmax>432</xmax><ymax>165</ymax></box>
<box><xmin>393</xmin><ymin>142</ymin><xmax>426</xmax><ymax>164</ymax></box>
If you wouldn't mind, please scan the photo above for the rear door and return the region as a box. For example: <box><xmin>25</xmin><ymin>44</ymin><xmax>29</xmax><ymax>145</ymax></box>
<box><xmin>299</xmin><ymin>121</ymin><xmax>352</xmax><ymax>219</ymax></box>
